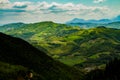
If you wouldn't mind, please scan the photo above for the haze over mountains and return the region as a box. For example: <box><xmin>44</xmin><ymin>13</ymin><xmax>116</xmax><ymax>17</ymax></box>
<box><xmin>66</xmin><ymin>15</ymin><xmax>120</xmax><ymax>29</ymax></box>
<box><xmin>67</xmin><ymin>15</ymin><xmax>120</xmax><ymax>24</ymax></box>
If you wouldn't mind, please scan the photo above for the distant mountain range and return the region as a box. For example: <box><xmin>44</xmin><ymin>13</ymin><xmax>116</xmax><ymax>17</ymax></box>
<box><xmin>66</xmin><ymin>15</ymin><xmax>120</xmax><ymax>29</ymax></box>
<box><xmin>67</xmin><ymin>15</ymin><xmax>120</xmax><ymax>24</ymax></box>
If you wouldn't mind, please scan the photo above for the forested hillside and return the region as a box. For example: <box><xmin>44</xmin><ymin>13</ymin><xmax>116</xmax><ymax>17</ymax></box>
<box><xmin>1</xmin><ymin>22</ymin><xmax>120</xmax><ymax>70</ymax></box>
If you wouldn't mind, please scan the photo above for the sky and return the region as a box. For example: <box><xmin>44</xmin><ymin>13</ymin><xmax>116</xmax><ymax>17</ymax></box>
<box><xmin>0</xmin><ymin>0</ymin><xmax>120</xmax><ymax>25</ymax></box>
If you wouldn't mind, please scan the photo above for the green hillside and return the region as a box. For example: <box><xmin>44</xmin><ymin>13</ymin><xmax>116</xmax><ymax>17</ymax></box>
<box><xmin>0</xmin><ymin>32</ymin><xmax>84</xmax><ymax>80</ymax></box>
<box><xmin>0</xmin><ymin>23</ymin><xmax>25</xmax><ymax>32</ymax></box>
<box><xmin>1</xmin><ymin>21</ymin><xmax>120</xmax><ymax>69</ymax></box>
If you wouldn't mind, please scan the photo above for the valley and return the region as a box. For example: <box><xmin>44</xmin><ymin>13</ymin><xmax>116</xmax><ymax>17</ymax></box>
<box><xmin>1</xmin><ymin>21</ymin><xmax>120</xmax><ymax>70</ymax></box>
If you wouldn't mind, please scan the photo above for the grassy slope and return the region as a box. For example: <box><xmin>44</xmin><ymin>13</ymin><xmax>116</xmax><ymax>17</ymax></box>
<box><xmin>2</xmin><ymin>22</ymin><xmax>120</xmax><ymax>69</ymax></box>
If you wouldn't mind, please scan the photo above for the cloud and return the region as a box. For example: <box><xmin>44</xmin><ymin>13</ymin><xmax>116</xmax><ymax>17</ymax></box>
<box><xmin>0</xmin><ymin>1</ymin><xmax>119</xmax><ymax>25</ymax></box>
<box><xmin>0</xmin><ymin>9</ymin><xmax>26</xmax><ymax>13</ymax></box>
<box><xmin>0</xmin><ymin>1</ymin><xmax>110</xmax><ymax>15</ymax></box>
<box><xmin>36</xmin><ymin>2</ymin><xmax>109</xmax><ymax>15</ymax></box>
<box><xmin>0</xmin><ymin>0</ymin><xmax>9</xmax><ymax>4</ymax></box>
<box><xmin>39</xmin><ymin>2</ymin><xmax>110</xmax><ymax>16</ymax></box>
<box><xmin>13</xmin><ymin>2</ymin><xmax>28</xmax><ymax>8</ymax></box>
<box><xmin>93</xmin><ymin>0</ymin><xmax>106</xmax><ymax>3</ymax></box>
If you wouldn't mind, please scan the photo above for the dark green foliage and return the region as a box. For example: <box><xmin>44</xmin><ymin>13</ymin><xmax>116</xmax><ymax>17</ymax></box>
<box><xmin>105</xmin><ymin>58</ymin><xmax>120</xmax><ymax>80</ymax></box>
<box><xmin>85</xmin><ymin>58</ymin><xmax>120</xmax><ymax>80</ymax></box>
<box><xmin>0</xmin><ymin>32</ymin><xmax>84</xmax><ymax>80</ymax></box>
<box><xmin>85</xmin><ymin>69</ymin><xmax>104</xmax><ymax>80</ymax></box>
<box><xmin>0</xmin><ymin>61</ymin><xmax>32</xmax><ymax>80</ymax></box>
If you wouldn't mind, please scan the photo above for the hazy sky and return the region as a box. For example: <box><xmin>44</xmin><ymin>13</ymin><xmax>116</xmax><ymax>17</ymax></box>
<box><xmin>0</xmin><ymin>0</ymin><xmax>120</xmax><ymax>25</ymax></box>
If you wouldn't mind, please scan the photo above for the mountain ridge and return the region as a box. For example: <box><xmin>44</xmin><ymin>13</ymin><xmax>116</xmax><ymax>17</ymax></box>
<box><xmin>67</xmin><ymin>15</ymin><xmax>120</xmax><ymax>24</ymax></box>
